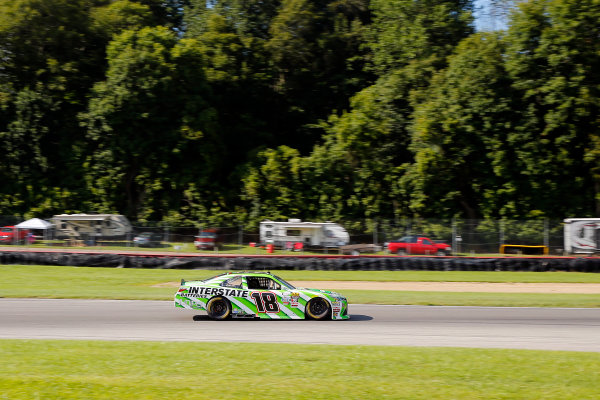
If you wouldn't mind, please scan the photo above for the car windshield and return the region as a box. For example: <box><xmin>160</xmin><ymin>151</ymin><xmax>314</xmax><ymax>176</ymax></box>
<box><xmin>200</xmin><ymin>232</ymin><xmax>216</xmax><ymax>238</ymax></box>
<box><xmin>273</xmin><ymin>275</ymin><xmax>296</xmax><ymax>290</ymax></box>
<box><xmin>1</xmin><ymin>228</ymin><xmax>12</xmax><ymax>232</ymax></box>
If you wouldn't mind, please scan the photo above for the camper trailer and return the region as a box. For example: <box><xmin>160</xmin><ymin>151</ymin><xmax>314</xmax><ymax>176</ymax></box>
<box><xmin>260</xmin><ymin>219</ymin><xmax>349</xmax><ymax>248</ymax></box>
<box><xmin>51</xmin><ymin>214</ymin><xmax>132</xmax><ymax>240</ymax></box>
<box><xmin>564</xmin><ymin>218</ymin><xmax>600</xmax><ymax>254</ymax></box>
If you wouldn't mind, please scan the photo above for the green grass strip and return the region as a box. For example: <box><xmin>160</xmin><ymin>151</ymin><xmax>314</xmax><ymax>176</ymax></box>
<box><xmin>2</xmin><ymin>265</ymin><xmax>600</xmax><ymax>307</ymax></box>
<box><xmin>341</xmin><ymin>290</ymin><xmax>600</xmax><ymax>307</ymax></box>
<box><xmin>0</xmin><ymin>339</ymin><xmax>599</xmax><ymax>400</ymax></box>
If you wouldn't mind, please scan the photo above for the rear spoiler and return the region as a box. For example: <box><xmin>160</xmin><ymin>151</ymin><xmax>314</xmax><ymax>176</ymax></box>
<box><xmin>180</xmin><ymin>278</ymin><xmax>209</xmax><ymax>285</ymax></box>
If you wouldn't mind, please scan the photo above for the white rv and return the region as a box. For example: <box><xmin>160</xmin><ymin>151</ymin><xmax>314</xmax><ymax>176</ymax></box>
<box><xmin>51</xmin><ymin>214</ymin><xmax>132</xmax><ymax>240</ymax></box>
<box><xmin>564</xmin><ymin>218</ymin><xmax>600</xmax><ymax>254</ymax></box>
<box><xmin>260</xmin><ymin>219</ymin><xmax>349</xmax><ymax>248</ymax></box>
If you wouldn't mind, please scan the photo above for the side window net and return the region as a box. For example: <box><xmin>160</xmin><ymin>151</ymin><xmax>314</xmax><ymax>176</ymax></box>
<box><xmin>246</xmin><ymin>277</ymin><xmax>280</xmax><ymax>290</ymax></box>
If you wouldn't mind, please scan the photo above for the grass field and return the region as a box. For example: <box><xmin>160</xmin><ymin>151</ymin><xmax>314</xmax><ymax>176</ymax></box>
<box><xmin>1</xmin><ymin>340</ymin><xmax>599</xmax><ymax>400</ymax></box>
<box><xmin>1</xmin><ymin>264</ymin><xmax>600</xmax><ymax>307</ymax></box>
<box><xmin>2</xmin><ymin>265</ymin><xmax>600</xmax><ymax>399</ymax></box>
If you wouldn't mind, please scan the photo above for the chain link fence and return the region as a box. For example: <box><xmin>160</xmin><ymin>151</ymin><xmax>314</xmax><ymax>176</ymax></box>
<box><xmin>0</xmin><ymin>216</ymin><xmax>572</xmax><ymax>255</ymax></box>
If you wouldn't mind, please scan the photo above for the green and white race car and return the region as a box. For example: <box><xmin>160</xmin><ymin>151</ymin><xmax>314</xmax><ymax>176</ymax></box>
<box><xmin>175</xmin><ymin>271</ymin><xmax>349</xmax><ymax>320</ymax></box>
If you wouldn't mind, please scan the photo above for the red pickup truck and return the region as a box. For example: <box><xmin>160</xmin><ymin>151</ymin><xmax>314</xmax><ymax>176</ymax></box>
<box><xmin>387</xmin><ymin>235</ymin><xmax>451</xmax><ymax>256</ymax></box>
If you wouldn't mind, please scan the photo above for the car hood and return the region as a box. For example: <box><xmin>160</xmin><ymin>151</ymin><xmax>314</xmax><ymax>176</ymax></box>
<box><xmin>298</xmin><ymin>287</ymin><xmax>346</xmax><ymax>299</ymax></box>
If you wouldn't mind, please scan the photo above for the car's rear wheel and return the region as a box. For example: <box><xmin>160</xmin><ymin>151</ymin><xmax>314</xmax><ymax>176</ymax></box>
<box><xmin>206</xmin><ymin>297</ymin><xmax>231</xmax><ymax>320</ymax></box>
<box><xmin>306</xmin><ymin>297</ymin><xmax>330</xmax><ymax>320</ymax></box>
<box><xmin>397</xmin><ymin>249</ymin><xmax>406</xmax><ymax>256</ymax></box>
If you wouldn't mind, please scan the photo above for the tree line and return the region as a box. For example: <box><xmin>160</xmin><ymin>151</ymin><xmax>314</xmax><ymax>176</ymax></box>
<box><xmin>1</xmin><ymin>0</ymin><xmax>598</xmax><ymax>228</ymax></box>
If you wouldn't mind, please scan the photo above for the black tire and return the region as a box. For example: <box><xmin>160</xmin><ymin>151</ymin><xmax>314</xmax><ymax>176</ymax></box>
<box><xmin>306</xmin><ymin>297</ymin><xmax>331</xmax><ymax>320</ymax></box>
<box><xmin>436</xmin><ymin>250</ymin><xmax>446</xmax><ymax>256</ymax></box>
<box><xmin>397</xmin><ymin>249</ymin><xmax>407</xmax><ymax>256</ymax></box>
<box><xmin>206</xmin><ymin>296</ymin><xmax>231</xmax><ymax>320</ymax></box>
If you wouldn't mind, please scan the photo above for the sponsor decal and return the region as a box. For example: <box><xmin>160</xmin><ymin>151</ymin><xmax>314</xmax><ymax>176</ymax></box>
<box><xmin>332</xmin><ymin>300</ymin><xmax>342</xmax><ymax>314</ymax></box>
<box><xmin>185</xmin><ymin>286</ymin><xmax>249</xmax><ymax>298</ymax></box>
<box><xmin>290</xmin><ymin>293</ymin><xmax>300</xmax><ymax>306</ymax></box>
<box><xmin>281</xmin><ymin>292</ymin><xmax>300</xmax><ymax>307</ymax></box>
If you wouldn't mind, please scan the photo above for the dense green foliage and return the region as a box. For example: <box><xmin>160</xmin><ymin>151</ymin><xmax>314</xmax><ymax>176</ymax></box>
<box><xmin>0</xmin><ymin>0</ymin><xmax>598</xmax><ymax>225</ymax></box>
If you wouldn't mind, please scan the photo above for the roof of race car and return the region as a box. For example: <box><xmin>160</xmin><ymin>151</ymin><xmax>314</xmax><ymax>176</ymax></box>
<box><xmin>215</xmin><ymin>271</ymin><xmax>274</xmax><ymax>278</ymax></box>
<box><xmin>182</xmin><ymin>271</ymin><xmax>277</xmax><ymax>285</ymax></box>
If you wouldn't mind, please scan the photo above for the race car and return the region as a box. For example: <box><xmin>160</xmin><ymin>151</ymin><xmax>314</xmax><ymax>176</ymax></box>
<box><xmin>175</xmin><ymin>271</ymin><xmax>349</xmax><ymax>320</ymax></box>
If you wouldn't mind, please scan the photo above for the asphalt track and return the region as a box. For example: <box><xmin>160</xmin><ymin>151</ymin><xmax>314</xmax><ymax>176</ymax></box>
<box><xmin>1</xmin><ymin>299</ymin><xmax>599</xmax><ymax>352</ymax></box>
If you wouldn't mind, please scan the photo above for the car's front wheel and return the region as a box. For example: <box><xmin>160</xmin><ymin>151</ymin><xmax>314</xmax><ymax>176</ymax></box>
<box><xmin>206</xmin><ymin>296</ymin><xmax>231</xmax><ymax>320</ymax></box>
<box><xmin>306</xmin><ymin>297</ymin><xmax>331</xmax><ymax>320</ymax></box>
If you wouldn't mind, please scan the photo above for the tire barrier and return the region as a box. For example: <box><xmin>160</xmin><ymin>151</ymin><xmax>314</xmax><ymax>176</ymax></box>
<box><xmin>2</xmin><ymin>251</ymin><xmax>600</xmax><ymax>272</ymax></box>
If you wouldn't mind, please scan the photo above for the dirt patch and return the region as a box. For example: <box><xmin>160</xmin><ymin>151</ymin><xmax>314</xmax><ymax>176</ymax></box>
<box><xmin>156</xmin><ymin>281</ymin><xmax>600</xmax><ymax>294</ymax></box>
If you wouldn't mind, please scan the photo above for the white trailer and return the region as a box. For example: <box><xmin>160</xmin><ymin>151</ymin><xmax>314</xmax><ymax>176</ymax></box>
<box><xmin>564</xmin><ymin>218</ymin><xmax>600</xmax><ymax>254</ymax></box>
<box><xmin>51</xmin><ymin>214</ymin><xmax>132</xmax><ymax>240</ymax></box>
<box><xmin>260</xmin><ymin>219</ymin><xmax>349</xmax><ymax>248</ymax></box>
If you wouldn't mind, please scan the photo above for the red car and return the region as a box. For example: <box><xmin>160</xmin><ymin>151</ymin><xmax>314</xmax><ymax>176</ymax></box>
<box><xmin>0</xmin><ymin>226</ymin><xmax>30</xmax><ymax>244</ymax></box>
<box><xmin>387</xmin><ymin>235</ymin><xmax>451</xmax><ymax>256</ymax></box>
